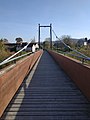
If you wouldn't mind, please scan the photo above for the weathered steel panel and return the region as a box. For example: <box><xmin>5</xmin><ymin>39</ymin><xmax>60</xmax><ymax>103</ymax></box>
<box><xmin>48</xmin><ymin>50</ymin><xmax>90</xmax><ymax>101</ymax></box>
<box><xmin>0</xmin><ymin>50</ymin><xmax>43</xmax><ymax>117</ymax></box>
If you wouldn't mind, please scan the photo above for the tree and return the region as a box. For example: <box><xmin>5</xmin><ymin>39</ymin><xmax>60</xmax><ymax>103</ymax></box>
<box><xmin>15</xmin><ymin>37</ymin><xmax>23</xmax><ymax>43</ymax></box>
<box><xmin>42</xmin><ymin>38</ymin><xmax>51</xmax><ymax>49</ymax></box>
<box><xmin>0</xmin><ymin>38</ymin><xmax>8</xmax><ymax>43</ymax></box>
<box><xmin>43</xmin><ymin>40</ymin><xmax>50</xmax><ymax>49</ymax></box>
<box><xmin>61</xmin><ymin>35</ymin><xmax>71</xmax><ymax>46</ymax></box>
<box><xmin>45</xmin><ymin>38</ymin><xmax>50</xmax><ymax>42</ymax></box>
<box><xmin>3</xmin><ymin>38</ymin><xmax>8</xmax><ymax>43</ymax></box>
<box><xmin>0</xmin><ymin>39</ymin><xmax>7</xmax><ymax>51</ymax></box>
<box><xmin>61</xmin><ymin>35</ymin><xmax>76</xmax><ymax>49</ymax></box>
<box><xmin>0</xmin><ymin>40</ymin><xmax>10</xmax><ymax>62</ymax></box>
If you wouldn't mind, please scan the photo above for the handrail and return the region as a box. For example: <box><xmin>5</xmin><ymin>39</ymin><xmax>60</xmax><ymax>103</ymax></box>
<box><xmin>66</xmin><ymin>53</ymin><xmax>90</xmax><ymax>64</ymax></box>
<box><xmin>54</xmin><ymin>49</ymin><xmax>90</xmax><ymax>64</ymax></box>
<box><xmin>0</xmin><ymin>52</ymin><xmax>32</xmax><ymax>66</ymax></box>
<box><xmin>0</xmin><ymin>41</ymin><xmax>31</xmax><ymax>65</ymax></box>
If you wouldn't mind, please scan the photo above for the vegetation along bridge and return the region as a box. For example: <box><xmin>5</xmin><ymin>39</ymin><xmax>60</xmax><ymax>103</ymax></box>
<box><xmin>0</xmin><ymin>50</ymin><xmax>90</xmax><ymax>120</ymax></box>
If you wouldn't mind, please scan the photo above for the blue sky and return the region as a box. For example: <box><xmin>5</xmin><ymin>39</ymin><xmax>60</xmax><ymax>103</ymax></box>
<box><xmin>0</xmin><ymin>0</ymin><xmax>90</xmax><ymax>42</ymax></box>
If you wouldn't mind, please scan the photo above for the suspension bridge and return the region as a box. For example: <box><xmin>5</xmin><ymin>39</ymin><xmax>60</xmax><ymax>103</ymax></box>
<box><xmin>0</xmin><ymin>24</ymin><xmax>90</xmax><ymax>120</ymax></box>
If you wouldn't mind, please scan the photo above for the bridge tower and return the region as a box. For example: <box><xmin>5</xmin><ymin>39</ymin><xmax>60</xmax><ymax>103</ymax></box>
<box><xmin>38</xmin><ymin>23</ymin><xmax>52</xmax><ymax>49</ymax></box>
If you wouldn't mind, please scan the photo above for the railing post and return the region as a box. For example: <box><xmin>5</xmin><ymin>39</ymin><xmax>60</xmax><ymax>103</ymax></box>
<box><xmin>82</xmin><ymin>58</ymin><xmax>85</xmax><ymax>64</ymax></box>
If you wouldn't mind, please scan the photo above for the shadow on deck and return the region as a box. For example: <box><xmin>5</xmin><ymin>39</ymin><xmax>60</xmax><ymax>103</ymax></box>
<box><xmin>1</xmin><ymin>51</ymin><xmax>90</xmax><ymax>120</ymax></box>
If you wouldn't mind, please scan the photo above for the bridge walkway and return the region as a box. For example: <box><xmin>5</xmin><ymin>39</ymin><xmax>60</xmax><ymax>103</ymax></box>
<box><xmin>1</xmin><ymin>51</ymin><xmax>90</xmax><ymax>120</ymax></box>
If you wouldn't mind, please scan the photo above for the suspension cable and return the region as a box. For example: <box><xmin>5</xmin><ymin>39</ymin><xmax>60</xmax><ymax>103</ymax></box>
<box><xmin>52</xmin><ymin>29</ymin><xmax>90</xmax><ymax>59</ymax></box>
<box><xmin>0</xmin><ymin>41</ymin><xmax>31</xmax><ymax>65</ymax></box>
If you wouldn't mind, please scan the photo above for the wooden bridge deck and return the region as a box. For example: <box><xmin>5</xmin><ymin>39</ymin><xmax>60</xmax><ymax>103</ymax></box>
<box><xmin>1</xmin><ymin>51</ymin><xmax>90</xmax><ymax>120</ymax></box>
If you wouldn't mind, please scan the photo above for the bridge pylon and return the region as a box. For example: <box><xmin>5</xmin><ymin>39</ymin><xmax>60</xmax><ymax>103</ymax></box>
<box><xmin>38</xmin><ymin>23</ymin><xmax>52</xmax><ymax>49</ymax></box>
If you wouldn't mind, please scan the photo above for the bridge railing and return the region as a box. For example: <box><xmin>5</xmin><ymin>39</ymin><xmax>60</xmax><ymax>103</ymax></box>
<box><xmin>0</xmin><ymin>52</ymin><xmax>32</xmax><ymax>67</ymax></box>
<box><xmin>48</xmin><ymin>50</ymin><xmax>90</xmax><ymax>101</ymax></box>
<box><xmin>0</xmin><ymin>50</ymin><xmax>43</xmax><ymax>117</ymax></box>
<box><xmin>0</xmin><ymin>41</ymin><xmax>34</xmax><ymax>69</ymax></box>
<box><xmin>52</xmin><ymin>48</ymin><xmax>90</xmax><ymax>65</ymax></box>
<box><xmin>66</xmin><ymin>53</ymin><xmax>90</xmax><ymax>64</ymax></box>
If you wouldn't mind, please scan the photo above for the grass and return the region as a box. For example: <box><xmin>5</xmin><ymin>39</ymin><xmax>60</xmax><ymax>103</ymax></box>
<box><xmin>53</xmin><ymin>47</ymin><xmax>90</xmax><ymax>65</ymax></box>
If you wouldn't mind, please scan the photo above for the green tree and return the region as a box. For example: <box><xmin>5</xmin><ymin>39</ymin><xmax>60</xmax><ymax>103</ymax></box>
<box><xmin>0</xmin><ymin>40</ymin><xmax>10</xmax><ymax>62</ymax></box>
<box><xmin>43</xmin><ymin>40</ymin><xmax>50</xmax><ymax>49</ymax></box>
